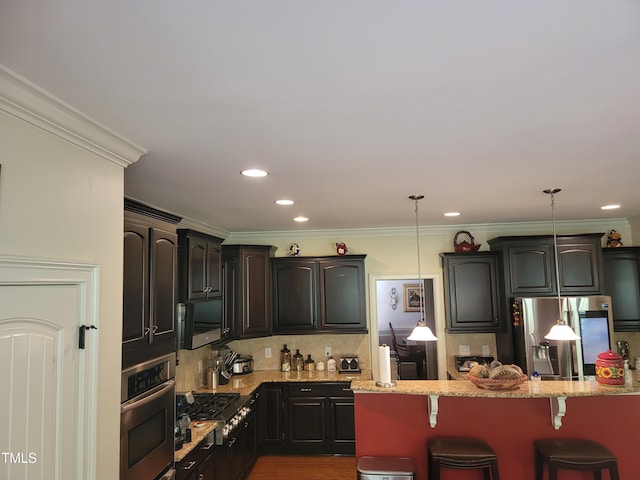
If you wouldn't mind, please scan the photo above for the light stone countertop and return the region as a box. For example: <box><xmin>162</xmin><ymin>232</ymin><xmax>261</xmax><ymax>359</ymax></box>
<box><xmin>350</xmin><ymin>378</ymin><xmax>640</xmax><ymax>398</ymax></box>
<box><xmin>175</xmin><ymin>420</ymin><xmax>218</xmax><ymax>463</ymax></box>
<box><xmin>194</xmin><ymin>368</ymin><xmax>371</xmax><ymax>396</ymax></box>
<box><xmin>351</xmin><ymin>378</ymin><xmax>640</xmax><ymax>430</ymax></box>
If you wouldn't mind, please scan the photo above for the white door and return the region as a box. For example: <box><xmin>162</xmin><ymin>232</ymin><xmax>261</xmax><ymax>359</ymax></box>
<box><xmin>0</xmin><ymin>258</ymin><xmax>98</xmax><ymax>480</ymax></box>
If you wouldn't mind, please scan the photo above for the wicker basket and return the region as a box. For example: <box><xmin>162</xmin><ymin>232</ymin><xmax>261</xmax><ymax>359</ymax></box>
<box><xmin>467</xmin><ymin>373</ymin><xmax>527</xmax><ymax>390</ymax></box>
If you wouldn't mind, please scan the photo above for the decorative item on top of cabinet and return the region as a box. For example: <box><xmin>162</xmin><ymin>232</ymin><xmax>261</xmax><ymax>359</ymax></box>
<box><xmin>123</xmin><ymin>199</ymin><xmax>181</xmax><ymax>369</ymax></box>
<box><xmin>177</xmin><ymin>229</ymin><xmax>223</xmax><ymax>301</ymax></box>
<box><xmin>606</xmin><ymin>230</ymin><xmax>623</xmax><ymax>248</ymax></box>
<box><xmin>453</xmin><ymin>230</ymin><xmax>481</xmax><ymax>253</ymax></box>
<box><xmin>222</xmin><ymin>245</ymin><xmax>276</xmax><ymax>339</ymax></box>
<box><xmin>602</xmin><ymin>246</ymin><xmax>640</xmax><ymax>332</ymax></box>
<box><xmin>271</xmin><ymin>255</ymin><xmax>367</xmax><ymax>334</ymax></box>
<box><xmin>440</xmin><ymin>251</ymin><xmax>502</xmax><ymax>333</ymax></box>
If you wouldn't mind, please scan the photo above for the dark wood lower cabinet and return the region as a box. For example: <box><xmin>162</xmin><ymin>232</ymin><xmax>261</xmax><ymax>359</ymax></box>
<box><xmin>176</xmin><ymin>431</ymin><xmax>216</xmax><ymax>480</ymax></box>
<box><xmin>259</xmin><ymin>382</ymin><xmax>355</xmax><ymax>455</ymax></box>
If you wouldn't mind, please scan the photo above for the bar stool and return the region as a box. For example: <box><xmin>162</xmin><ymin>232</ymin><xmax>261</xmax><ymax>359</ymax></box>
<box><xmin>534</xmin><ymin>439</ymin><xmax>619</xmax><ymax>480</ymax></box>
<box><xmin>427</xmin><ymin>437</ymin><xmax>499</xmax><ymax>480</ymax></box>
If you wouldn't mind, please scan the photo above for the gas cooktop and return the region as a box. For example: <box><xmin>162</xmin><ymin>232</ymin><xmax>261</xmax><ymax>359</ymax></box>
<box><xmin>177</xmin><ymin>392</ymin><xmax>243</xmax><ymax>421</ymax></box>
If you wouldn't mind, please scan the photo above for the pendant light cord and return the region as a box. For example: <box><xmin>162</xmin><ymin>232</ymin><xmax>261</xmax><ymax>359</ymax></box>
<box><xmin>548</xmin><ymin>189</ymin><xmax>563</xmax><ymax>323</ymax></box>
<box><xmin>411</xmin><ymin>195</ymin><xmax>425</xmax><ymax>323</ymax></box>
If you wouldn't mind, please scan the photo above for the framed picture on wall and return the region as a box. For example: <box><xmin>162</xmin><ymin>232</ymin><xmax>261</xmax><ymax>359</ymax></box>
<box><xmin>403</xmin><ymin>284</ymin><xmax>422</xmax><ymax>312</ymax></box>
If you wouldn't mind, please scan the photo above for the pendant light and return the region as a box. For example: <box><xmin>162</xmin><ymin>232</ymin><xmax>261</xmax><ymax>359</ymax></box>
<box><xmin>543</xmin><ymin>188</ymin><xmax>580</xmax><ymax>341</ymax></box>
<box><xmin>407</xmin><ymin>195</ymin><xmax>438</xmax><ymax>342</ymax></box>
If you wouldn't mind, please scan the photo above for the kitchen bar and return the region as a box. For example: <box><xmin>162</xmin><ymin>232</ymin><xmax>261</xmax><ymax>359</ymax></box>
<box><xmin>352</xmin><ymin>379</ymin><xmax>640</xmax><ymax>480</ymax></box>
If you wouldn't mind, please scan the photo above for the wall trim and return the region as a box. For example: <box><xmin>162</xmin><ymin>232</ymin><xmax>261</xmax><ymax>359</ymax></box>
<box><xmin>0</xmin><ymin>64</ymin><xmax>146</xmax><ymax>167</ymax></box>
<box><xmin>225</xmin><ymin>217</ymin><xmax>629</xmax><ymax>243</ymax></box>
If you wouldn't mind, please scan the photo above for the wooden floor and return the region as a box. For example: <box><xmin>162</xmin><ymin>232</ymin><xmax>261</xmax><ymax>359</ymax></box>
<box><xmin>246</xmin><ymin>455</ymin><xmax>357</xmax><ymax>480</ymax></box>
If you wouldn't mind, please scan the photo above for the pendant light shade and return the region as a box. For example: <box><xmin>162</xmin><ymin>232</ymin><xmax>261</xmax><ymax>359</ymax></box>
<box><xmin>407</xmin><ymin>322</ymin><xmax>438</xmax><ymax>341</ymax></box>
<box><xmin>544</xmin><ymin>323</ymin><xmax>581</xmax><ymax>341</ymax></box>
<box><xmin>407</xmin><ymin>195</ymin><xmax>437</xmax><ymax>343</ymax></box>
<box><xmin>543</xmin><ymin>188</ymin><xmax>580</xmax><ymax>342</ymax></box>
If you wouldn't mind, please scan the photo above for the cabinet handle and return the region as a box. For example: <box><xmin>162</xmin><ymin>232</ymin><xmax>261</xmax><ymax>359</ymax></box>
<box><xmin>152</xmin><ymin>325</ymin><xmax>158</xmax><ymax>333</ymax></box>
<box><xmin>181</xmin><ymin>461</ymin><xmax>196</xmax><ymax>470</ymax></box>
<box><xmin>342</xmin><ymin>387</ymin><xmax>352</xmax><ymax>392</ymax></box>
<box><xmin>300</xmin><ymin>388</ymin><xmax>312</xmax><ymax>392</ymax></box>
<box><xmin>198</xmin><ymin>475</ymin><xmax>204</xmax><ymax>480</ymax></box>
<box><xmin>201</xmin><ymin>442</ymin><xmax>214</xmax><ymax>450</ymax></box>
<box><xmin>143</xmin><ymin>327</ymin><xmax>150</xmax><ymax>336</ymax></box>
<box><xmin>228</xmin><ymin>437</ymin><xmax>237</xmax><ymax>447</ymax></box>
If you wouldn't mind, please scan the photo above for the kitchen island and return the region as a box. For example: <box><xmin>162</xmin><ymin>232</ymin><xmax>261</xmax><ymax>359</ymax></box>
<box><xmin>351</xmin><ymin>379</ymin><xmax>640</xmax><ymax>480</ymax></box>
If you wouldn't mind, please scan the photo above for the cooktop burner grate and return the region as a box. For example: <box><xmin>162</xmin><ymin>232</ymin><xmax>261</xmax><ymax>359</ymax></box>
<box><xmin>183</xmin><ymin>392</ymin><xmax>241</xmax><ymax>421</ymax></box>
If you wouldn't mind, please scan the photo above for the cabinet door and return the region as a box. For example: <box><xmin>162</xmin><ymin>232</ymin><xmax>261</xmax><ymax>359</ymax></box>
<box><xmin>206</xmin><ymin>242</ymin><xmax>222</xmax><ymax>297</ymax></box>
<box><xmin>328</xmin><ymin>396</ymin><xmax>355</xmax><ymax>451</ymax></box>
<box><xmin>558</xmin><ymin>243</ymin><xmax>601</xmax><ymax>293</ymax></box>
<box><xmin>507</xmin><ymin>244</ymin><xmax>554</xmax><ymax>294</ymax></box>
<box><xmin>150</xmin><ymin>226</ymin><xmax>178</xmax><ymax>342</ymax></box>
<box><xmin>186</xmin><ymin>236</ymin><xmax>208</xmax><ymax>300</ymax></box>
<box><xmin>198</xmin><ymin>451</ymin><xmax>216</xmax><ymax>480</ymax></box>
<box><xmin>443</xmin><ymin>253</ymin><xmax>501</xmax><ymax>332</ymax></box>
<box><xmin>287</xmin><ymin>395</ymin><xmax>326</xmax><ymax>448</ymax></box>
<box><xmin>603</xmin><ymin>248</ymin><xmax>640</xmax><ymax>331</ymax></box>
<box><xmin>241</xmin><ymin>249</ymin><xmax>271</xmax><ymax>336</ymax></box>
<box><xmin>222</xmin><ymin>257</ymin><xmax>239</xmax><ymax>340</ymax></box>
<box><xmin>319</xmin><ymin>259</ymin><xmax>366</xmax><ymax>330</ymax></box>
<box><xmin>258</xmin><ymin>384</ymin><xmax>285</xmax><ymax>451</ymax></box>
<box><xmin>123</xmin><ymin>220</ymin><xmax>149</xmax><ymax>351</ymax></box>
<box><xmin>272</xmin><ymin>261</ymin><xmax>317</xmax><ymax>332</ymax></box>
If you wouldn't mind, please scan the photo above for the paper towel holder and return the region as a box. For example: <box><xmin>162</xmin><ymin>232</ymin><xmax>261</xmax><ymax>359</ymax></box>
<box><xmin>376</xmin><ymin>344</ymin><xmax>397</xmax><ymax>388</ymax></box>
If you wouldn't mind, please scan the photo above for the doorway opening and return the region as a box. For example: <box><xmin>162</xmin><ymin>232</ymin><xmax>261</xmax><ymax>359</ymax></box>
<box><xmin>369</xmin><ymin>274</ymin><xmax>445</xmax><ymax>380</ymax></box>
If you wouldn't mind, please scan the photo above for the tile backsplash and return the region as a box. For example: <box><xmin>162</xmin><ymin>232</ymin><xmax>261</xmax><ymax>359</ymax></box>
<box><xmin>175</xmin><ymin>333</ymin><xmax>371</xmax><ymax>391</ymax></box>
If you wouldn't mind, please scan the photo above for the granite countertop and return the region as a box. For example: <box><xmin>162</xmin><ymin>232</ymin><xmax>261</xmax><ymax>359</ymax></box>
<box><xmin>193</xmin><ymin>368</ymin><xmax>372</xmax><ymax>396</ymax></box>
<box><xmin>175</xmin><ymin>420</ymin><xmax>218</xmax><ymax>463</ymax></box>
<box><xmin>350</xmin><ymin>378</ymin><xmax>640</xmax><ymax>398</ymax></box>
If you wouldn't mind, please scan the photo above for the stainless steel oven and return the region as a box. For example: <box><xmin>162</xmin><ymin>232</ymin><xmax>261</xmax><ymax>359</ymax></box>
<box><xmin>121</xmin><ymin>353</ymin><xmax>176</xmax><ymax>480</ymax></box>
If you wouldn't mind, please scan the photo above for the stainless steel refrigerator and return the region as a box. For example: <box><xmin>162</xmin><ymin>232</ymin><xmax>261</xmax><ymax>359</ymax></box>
<box><xmin>512</xmin><ymin>296</ymin><xmax>614</xmax><ymax>380</ymax></box>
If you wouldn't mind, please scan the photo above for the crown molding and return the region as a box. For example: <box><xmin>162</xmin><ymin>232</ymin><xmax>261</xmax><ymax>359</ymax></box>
<box><xmin>224</xmin><ymin>218</ymin><xmax>629</xmax><ymax>244</ymax></box>
<box><xmin>0</xmin><ymin>64</ymin><xmax>146</xmax><ymax>167</ymax></box>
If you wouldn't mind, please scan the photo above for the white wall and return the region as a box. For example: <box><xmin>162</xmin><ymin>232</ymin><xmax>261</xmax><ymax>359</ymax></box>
<box><xmin>0</xmin><ymin>111</ymin><xmax>124</xmax><ymax>480</ymax></box>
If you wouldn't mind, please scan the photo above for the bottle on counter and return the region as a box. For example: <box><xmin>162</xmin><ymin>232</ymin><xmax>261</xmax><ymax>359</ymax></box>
<box><xmin>316</xmin><ymin>360</ymin><xmax>325</xmax><ymax>371</ymax></box>
<box><xmin>293</xmin><ymin>349</ymin><xmax>304</xmax><ymax>372</ymax></box>
<box><xmin>305</xmin><ymin>354</ymin><xmax>315</xmax><ymax>372</ymax></box>
<box><xmin>327</xmin><ymin>355</ymin><xmax>337</xmax><ymax>372</ymax></box>
<box><xmin>624</xmin><ymin>360</ymin><xmax>633</xmax><ymax>385</ymax></box>
<box><xmin>281</xmin><ymin>344</ymin><xmax>291</xmax><ymax>372</ymax></box>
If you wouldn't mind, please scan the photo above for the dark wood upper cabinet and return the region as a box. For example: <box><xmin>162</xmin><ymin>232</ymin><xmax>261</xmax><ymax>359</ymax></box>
<box><xmin>488</xmin><ymin>233</ymin><xmax>604</xmax><ymax>296</ymax></box>
<box><xmin>441</xmin><ymin>252</ymin><xmax>502</xmax><ymax>333</ymax></box>
<box><xmin>272</xmin><ymin>255</ymin><xmax>367</xmax><ymax>334</ymax></box>
<box><xmin>123</xmin><ymin>199</ymin><xmax>180</xmax><ymax>369</ymax></box>
<box><xmin>178</xmin><ymin>230</ymin><xmax>223</xmax><ymax>301</ymax></box>
<box><xmin>602</xmin><ymin>247</ymin><xmax>640</xmax><ymax>332</ymax></box>
<box><xmin>222</xmin><ymin>245</ymin><xmax>276</xmax><ymax>339</ymax></box>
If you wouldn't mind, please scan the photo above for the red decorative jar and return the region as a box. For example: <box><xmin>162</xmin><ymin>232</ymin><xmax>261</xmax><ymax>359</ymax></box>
<box><xmin>595</xmin><ymin>350</ymin><xmax>625</xmax><ymax>386</ymax></box>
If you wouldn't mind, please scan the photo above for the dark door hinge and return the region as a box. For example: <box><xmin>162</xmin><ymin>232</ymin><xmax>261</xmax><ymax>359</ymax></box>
<box><xmin>79</xmin><ymin>325</ymin><xmax>97</xmax><ymax>349</ymax></box>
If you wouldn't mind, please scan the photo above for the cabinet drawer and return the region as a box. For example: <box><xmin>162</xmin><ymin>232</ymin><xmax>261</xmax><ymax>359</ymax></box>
<box><xmin>287</xmin><ymin>382</ymin><xmax>352</xmax><ymax>397</ymax></box>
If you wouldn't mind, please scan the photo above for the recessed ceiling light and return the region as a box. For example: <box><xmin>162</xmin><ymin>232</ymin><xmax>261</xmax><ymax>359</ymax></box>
<box><xmin>275</xmin><ymin>199</ymin><xmax>294</xmax><ymax>206</ymax></box>
<box><xmin>240</xmin><ymin>169</ymin><xmax>269</xmax><ymax>177</ymax></box>
<box><xmin>444</xmin><ymin>212</ymin><xmax>461</xmax><ymax>217</ymax></box>
<box><xmin>601</xmin><ymin>204</ymin><xmax>621</xmax><ymax>210</ymax></box>
<box><xmin>293</xmin><ymin>216</ymin><xmax>309</xmax><ymax>223</ymax></box>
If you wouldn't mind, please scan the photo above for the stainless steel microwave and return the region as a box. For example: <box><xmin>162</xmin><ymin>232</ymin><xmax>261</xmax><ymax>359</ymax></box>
<box><xmin>178</xmin><ymin>299</ymin><xmax>223</xmax><ymax>349</ymax></box>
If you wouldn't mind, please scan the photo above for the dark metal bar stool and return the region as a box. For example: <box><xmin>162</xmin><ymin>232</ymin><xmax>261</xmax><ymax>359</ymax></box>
<box><xmin>428</xmin><ymin>437</ymin><xmax>499</xmax><ymax>480</ymax></box>
<box><xmin>534</xmin><ymin>439</ymin><xmax>619</xmax><ymax>480</ymax></box>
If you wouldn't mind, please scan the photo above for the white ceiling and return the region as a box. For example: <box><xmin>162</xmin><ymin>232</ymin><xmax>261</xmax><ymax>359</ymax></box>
<box><xmin>2</xmin><ymin>1</ymin><xmax>640</xmax><ymax>233</ymax></box>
